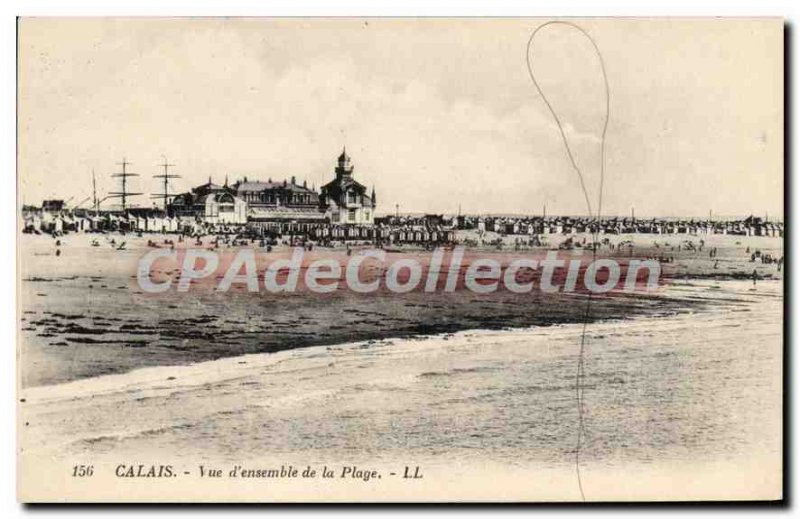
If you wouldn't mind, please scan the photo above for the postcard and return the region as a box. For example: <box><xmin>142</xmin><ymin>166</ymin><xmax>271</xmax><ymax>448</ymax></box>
<box><xmin>17</xmin><ymin>17</ymin><xmax>784</xmax><ymax>502</ymax></box>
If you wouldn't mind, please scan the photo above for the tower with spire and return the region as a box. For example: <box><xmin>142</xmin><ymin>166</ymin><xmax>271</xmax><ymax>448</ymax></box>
<box><xmin>319</xmin><ymin>146</ymin><xmax>376</xmax><ymax>225</ymax></box>
<box><xmin>335</xmin><ymin>147</ymin><xmax>354</xmax><ymax>178</ymax></box>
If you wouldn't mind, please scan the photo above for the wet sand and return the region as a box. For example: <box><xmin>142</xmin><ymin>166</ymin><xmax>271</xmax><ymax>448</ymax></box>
<box><xmin>25</xmin><ymin>231</ymin><xmax>780</xmax><ymax>387</ymax></box>
<box><xmin>19</xmin><ymin>278</ymin><xmax>782</xmax><ymax>500</ymax></box>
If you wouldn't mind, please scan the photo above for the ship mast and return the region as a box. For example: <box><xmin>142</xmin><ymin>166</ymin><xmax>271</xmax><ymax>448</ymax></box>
<box><xmin>108</xmin><ymin>157</ymin><xmax>142</xmax><ymax>212</ymax></box>
<box><xmin>92</xmin><ymin>170</ymin><xmax>98</xmax><ymax>216</ymax></box>
<box><xmin>151</xmin><ymin>157</ymin><xmax>180</xmax><ymax>211</ymax></box>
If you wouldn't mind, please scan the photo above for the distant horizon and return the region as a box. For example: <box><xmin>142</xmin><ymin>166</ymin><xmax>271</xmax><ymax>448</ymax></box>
<box><xmin>18</xmin><ymin>199</ymin><xmax>784</xmax><ymax>223</ymax></box>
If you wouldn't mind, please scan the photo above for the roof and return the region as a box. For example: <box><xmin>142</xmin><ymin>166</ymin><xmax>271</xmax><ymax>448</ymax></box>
<box><xmin>320</xmin><ymin>175</ymin><xmax>374</xmax><ymax>209</ymax></box>
<box><xmin>322</xmin><ymin>175</ymin><xmax>367</xmax><ymax>193</ymax></box>
<box><xmin>192</xmin><ymin>181</ymin><xmax>224</xmax><ymax>193</ymax></box>
<box><xmin>171</xmin><ymin>193</ymin><xmax>193</xmax><ymax>205</ymax></box>
<box><xmin>233</xmin><ymin>180</ymin><xmax>317</xmax><ymax>194</ymax></box>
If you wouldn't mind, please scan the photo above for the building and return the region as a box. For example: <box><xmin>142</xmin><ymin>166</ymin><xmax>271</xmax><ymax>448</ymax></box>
<box><xmin>319</xmin><ymin>148</ymin><xmax>376</xmax><ymax>225</ymax></box>
<box><xmin>230</xmin><ymin>176</ymin><xmax>327</xmax><ymax>230</ymax></box>
<box><xmin>166</xmin><ymin>148</ymin><xmax>377</xmax><ymax>230</ymax></box>
<box><xmin>42</xmin><ymin>200</ymin><xmax>65</xmax><ymax>213</ymax></box>
<box><xmin>169</xmin><ymin>178</ymin><xmax>248</xmax><ymax>225</ymax></box>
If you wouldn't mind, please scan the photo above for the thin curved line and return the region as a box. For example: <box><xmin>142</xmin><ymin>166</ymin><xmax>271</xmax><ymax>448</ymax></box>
<box><xmin>526</xmin><ymin>21</ymin><xmax>610</xmax><ymax>502</ymax></box>
<box><xmin>526</xmin><ymin>21</ymin><xmax>610</xmax><ymax>222</ymax></box>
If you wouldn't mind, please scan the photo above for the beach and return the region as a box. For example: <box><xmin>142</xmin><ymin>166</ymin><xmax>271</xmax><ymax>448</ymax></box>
<box><xmin>19</xmin><ymin>275</ymin><xmax>782</xmax><ymax>501</ymax></box>
<box><xmin>18</xmin><ymin>231</ymin><xmax>783</xmax><ymax>493</ymax></box>
<box><xmin>17</xmin><ymin>228</ymin><xmax>785</xmax><ymax>501</ymax></box>
<box><xmin>18</xmin><ymin>231</ymin><xmax>783</xmax><ymax>387</ymax></box>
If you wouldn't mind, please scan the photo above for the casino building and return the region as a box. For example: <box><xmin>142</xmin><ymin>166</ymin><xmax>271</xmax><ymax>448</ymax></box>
<box><xmin>230</xmin><ymin>176</ymin><xmax>326</xmax><ymax>230</ymax></box>
<box><xmin>167</xmin><ymin>148</ymin><xmax>376</xmax><ymax>230</ymax></box>
<box><xmin>169</xmin><ymin>179</ymin><xmax>248</xmax><ymax>225</ymax></box>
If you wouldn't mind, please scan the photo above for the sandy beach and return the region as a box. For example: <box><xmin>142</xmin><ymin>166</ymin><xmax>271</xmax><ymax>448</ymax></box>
<box><xmin>18</xmin><ymin>231</ymin><xmax>783</xmax><ymax>498</ymax></box>
<box><xmin>20</xmin><ymin>234</ymin><xmax>780</xmax><ymax>387</ymax></box>
<box><xmin>19</xmin><ymin>276</ymin><xmax>782</xmax><ymax>501</ymax></box>
<box><xmin>19</xmin><ymin>231</ymin><xmax>783</xmax><ymax>388</ymax></box>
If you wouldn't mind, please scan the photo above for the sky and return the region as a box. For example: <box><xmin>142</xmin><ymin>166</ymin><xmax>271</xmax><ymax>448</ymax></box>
<box><xmin>18</xmin><ymin>18</ymin><xmax>783</xmax><ymax>218</ymax></box>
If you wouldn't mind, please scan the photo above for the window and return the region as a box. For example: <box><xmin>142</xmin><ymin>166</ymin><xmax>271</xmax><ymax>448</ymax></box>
<box><xmin>348</xmin><ymin>191</ymin><xmax>357</xmax><ymax>204</ymax></box>
<box><xmin>217</xmin><ymin>194</ymin><xmax>235</xmax><ymax>213</ymax></box>
<box><xmin>348</xmin><ymin>209</ymin><xmax>356</xmax><ymax>222</ymax></box>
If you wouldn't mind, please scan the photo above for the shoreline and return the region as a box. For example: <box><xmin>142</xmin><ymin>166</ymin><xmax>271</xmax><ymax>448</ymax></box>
<box><xmin>20</xmin><ymin>277</ymin><xmax>780</xmax><ymax>395</ymax></box>
<box><xmin>19</xmin><ymin>231</ymin><xmax>784</xmax><ymax>387</ymax></box>
<box><xmin>19</xmin><ymin>284</ymin><xmax>703</xmax><ymax>388</ymax></box>
<box><xmin>20</xmin><ymin>278</ymin><xmax>782</xmax><ymax>478</ymax></box>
